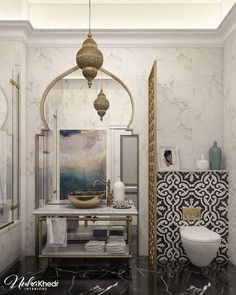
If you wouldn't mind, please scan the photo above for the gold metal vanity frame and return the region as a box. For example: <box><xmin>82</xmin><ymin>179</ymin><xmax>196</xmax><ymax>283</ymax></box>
<box><xmin>35</xmin><ymin>214</ymin><xmax>133</xmax><ymax>268</ymax></box>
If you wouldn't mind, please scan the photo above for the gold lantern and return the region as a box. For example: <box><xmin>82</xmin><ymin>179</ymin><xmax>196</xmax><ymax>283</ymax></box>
<box><xmin>94</xmin><ymin>88</ymin><xmax>110</xmax><ymax>121</ymax></box>
<box><xmin>76</xmin><ymin>0</ymin><xmax>103</xmax><ymax>88</ymax></box>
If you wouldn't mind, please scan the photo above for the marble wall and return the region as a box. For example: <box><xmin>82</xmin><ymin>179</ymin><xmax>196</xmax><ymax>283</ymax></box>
<box><xmin>45</xmin><ymin>78</ymin><xmax>132</xmax><ymax>130</ymax></box>
<box><xmin>223</xmin><ymin>27</ymin><xmax>236</xmax><ymax>265</ymax></box>
<box><xmin>25</xmin><ymin>46</ymin><xmax>223</xmax><ymax>256</ymax></box>
<box><xmin>157</xmin><ymin>48</ymin><xmax>223</xmax><ymax>169</ymax></box>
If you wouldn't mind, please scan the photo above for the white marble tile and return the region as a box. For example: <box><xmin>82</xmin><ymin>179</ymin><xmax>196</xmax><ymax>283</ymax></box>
<box><xmin>45</xmin><ymin>79</ymin><xmax>132</xmax><ymax>130</ymax></box>
<box><xmin>157</xmin><ymin>48</ymin><xmax>222</xmax><ymax>170</ymax></box>
<box><xmin>33</xmin><ymin>204</ymin><xmax>138</xmax><ymax>216</ymax></box>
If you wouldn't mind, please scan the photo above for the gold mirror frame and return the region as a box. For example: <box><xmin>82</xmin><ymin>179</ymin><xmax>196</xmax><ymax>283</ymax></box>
<box><xmin>39</xmin><ymin>65</ymin><xmax>135</xmax><ymax>132</ymax></box>
<box><xmin>35</xmin><ymin>66</ymin><xmax>137</xmax><ymax>207</ymax></box>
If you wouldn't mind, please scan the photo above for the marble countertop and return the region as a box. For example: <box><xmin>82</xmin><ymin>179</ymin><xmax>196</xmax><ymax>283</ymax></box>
<box><xmin>32</xmin><ymin>204</ymin><xmax>138</xmax><ymax>216</ymax></box>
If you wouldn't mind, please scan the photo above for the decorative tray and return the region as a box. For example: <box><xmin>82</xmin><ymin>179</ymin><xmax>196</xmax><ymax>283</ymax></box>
<box><xmin>112</xmin><ymin>203</ymin><xmax>131</xmax><ymax>209</ymax></box>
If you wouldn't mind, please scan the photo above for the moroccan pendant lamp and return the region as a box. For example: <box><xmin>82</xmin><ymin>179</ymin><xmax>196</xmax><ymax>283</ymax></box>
<box><xmin>94</xmin><ymin>75</ymin><xmax>110</xmax><ymax>121</ymax></box>
<box><xmin>94</xmin><ymin>88</ymin><xmax>110</xmax><ymax>121</ymax></box>
<box><xmin>76</xmin><ymin>0</ymin><xmax>103</xmax><ymax>88</ymax></box>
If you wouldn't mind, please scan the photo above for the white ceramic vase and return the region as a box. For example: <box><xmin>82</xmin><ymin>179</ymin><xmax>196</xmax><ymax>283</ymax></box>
<box><xmin>113</xmin><ymin>178</ymin><xmax>125</xmax><ymax>204</ymax></box>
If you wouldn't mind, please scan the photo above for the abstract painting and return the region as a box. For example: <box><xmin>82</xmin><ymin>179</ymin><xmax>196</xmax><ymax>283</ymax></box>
<box><xmin>60</xmin><ymin>130</ymin><xmax>106</xmax><ymax>199</ymax></box>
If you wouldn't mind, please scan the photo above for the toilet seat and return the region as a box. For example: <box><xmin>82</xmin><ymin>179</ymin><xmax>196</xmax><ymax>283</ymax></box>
<box><xmin>180</xmin><ymin>226</ymin><xmax>221</xmax><ymax>243</ymax></box>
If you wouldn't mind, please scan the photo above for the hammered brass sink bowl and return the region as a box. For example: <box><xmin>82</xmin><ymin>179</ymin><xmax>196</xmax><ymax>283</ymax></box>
<box><xmin>68</xmin><ymin>191</ymin><xmax>104</xmax><ymax>209</ymax></box>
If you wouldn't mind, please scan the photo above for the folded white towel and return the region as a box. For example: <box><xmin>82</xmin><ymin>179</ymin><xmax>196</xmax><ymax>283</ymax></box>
<box><xmin>105</xmin><ymin>240</ymin><xmax>126</xmax><ymax>254</ymax></box>
<box><xmin>46</xmin><ymin>217</ymin><xmax>67</xmax><ymax>247</ymax></box>
<box><xmin>106</xmin><ymin>241</ymin><xmax>126</xmax><ymax>246</ymax></box>
<box><xmin>107</xmin><ymin>236</ymin><xmax>125</xmax><ymax>242</ymax></box>
<box><xmin>106</xmin><ymin>248</ymin><xmax>126</xmax><ymax>254</ymax></box>
<box><xmin>106</xmin><ymin>249</ymin><xmax>126</xmax><ymax>254</ymax></box>
<box><xmin>85</xmin><ymin>240</ymin><xmax>105</xmax><ymax>253</ymax></box>
<box><xmin>86</xmin><ymin>240</ymin><xmax>106</xmax><ymax>246</ymax></box>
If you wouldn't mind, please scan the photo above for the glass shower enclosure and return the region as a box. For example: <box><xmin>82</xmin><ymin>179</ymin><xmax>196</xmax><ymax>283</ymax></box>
<box><xmin>0</xmin><ymin>71</ymin><xmax>20</xmax><ymax>229</ymax></box>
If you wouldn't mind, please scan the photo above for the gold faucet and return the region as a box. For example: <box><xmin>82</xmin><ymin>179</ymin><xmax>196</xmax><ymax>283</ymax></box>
<box><xmin>93</xmin><ymin>179</ymin><xmax>112</xmax><ymax>206</ymax></box>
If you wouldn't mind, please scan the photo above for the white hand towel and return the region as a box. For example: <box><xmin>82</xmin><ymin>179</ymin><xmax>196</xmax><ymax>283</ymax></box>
<box><xmin>46</xmin><ymin>217</ymin><xmax>67</xmax><ymax>247</ymax></box>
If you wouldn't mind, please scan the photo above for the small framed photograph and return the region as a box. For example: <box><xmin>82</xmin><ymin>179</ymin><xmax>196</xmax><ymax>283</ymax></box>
<box><xmin>158</xmin><ymin>146</ymin><xmax>179</xmax><ymax>170</ymax></box>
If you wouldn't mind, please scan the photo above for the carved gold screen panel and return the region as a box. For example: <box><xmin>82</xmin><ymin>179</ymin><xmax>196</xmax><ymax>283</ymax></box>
<box><xmin>148</xmin><ymin>61</ymin><xmax>157</xmax><ymax>270</ymax></box>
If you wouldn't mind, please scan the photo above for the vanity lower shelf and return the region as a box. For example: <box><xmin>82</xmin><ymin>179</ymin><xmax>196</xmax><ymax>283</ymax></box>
<box><xmin>41</xmin><ymin>244</ymin><xmax>130</xmax><ymax>258</ymax></box>
<box><xmin>33</xmin><ymin>204</ymin><xmax>138</xmax><ymax>268</ymax></box>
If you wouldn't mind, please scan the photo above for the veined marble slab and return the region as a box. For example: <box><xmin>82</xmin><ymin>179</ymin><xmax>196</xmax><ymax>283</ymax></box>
<box><xmin>32</xmin><ymin>204</ymin><xmax>138</xmax><ymax>216</ymax></box>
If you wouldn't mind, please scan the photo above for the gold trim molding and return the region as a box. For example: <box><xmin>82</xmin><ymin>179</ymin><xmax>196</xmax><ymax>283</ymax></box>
<box><xmin>148</xmin><ymin>61</ymin><xmax>157</xmax><ymax>271</ymax></box>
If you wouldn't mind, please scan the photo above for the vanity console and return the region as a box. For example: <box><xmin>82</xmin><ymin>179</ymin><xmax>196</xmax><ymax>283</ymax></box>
<box><xmin>33</xmin><ymin>204</ymin><xmax>138</xmax><ymax>268</ymax></box>
<box><xmin>34</xmin><ymin>64</ymin><xmax>139</xmax><ymax>268</ymax></box>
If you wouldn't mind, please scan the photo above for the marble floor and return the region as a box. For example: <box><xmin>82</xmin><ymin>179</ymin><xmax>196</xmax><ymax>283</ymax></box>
<box><xmin>0</xmin><ymin>257</ymin><xmax>236</xmax><ymax>295</ymax></box>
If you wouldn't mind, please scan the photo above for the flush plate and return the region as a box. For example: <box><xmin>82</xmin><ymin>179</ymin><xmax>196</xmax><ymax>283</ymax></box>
<box><xmin>182</xmin><ymin>207</ymin><xmax>201</xmax><ymax>221</ymax></box>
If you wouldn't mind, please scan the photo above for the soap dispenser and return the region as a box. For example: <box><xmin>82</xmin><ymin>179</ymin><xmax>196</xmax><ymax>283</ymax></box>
<box><xmin>196</xmin><ymin>154</ymin><xmax>209</xmax><ymax>170</ymax></box>
<box><xmin>113</xmin><ymin>177</ymin><xmax>125</xmax><ymax>205</ymax></box>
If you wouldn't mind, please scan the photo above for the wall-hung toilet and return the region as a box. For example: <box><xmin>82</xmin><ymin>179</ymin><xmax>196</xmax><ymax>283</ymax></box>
<box><xmin>180</xmin><ymin>226</ymin><xmax>221</xmax><ymax>267</ymax></box>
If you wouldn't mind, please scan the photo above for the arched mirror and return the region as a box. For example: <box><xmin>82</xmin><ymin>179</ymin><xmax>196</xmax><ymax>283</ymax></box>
<box><xmin>35</xmin><ymin>66</ymin><xmax>138</xmax><ymax>216</ymax></box>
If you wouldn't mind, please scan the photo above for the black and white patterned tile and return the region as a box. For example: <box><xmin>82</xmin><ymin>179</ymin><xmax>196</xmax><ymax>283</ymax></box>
<box><xmin>157</xmin><ymin>171</ymin><xmax>229</xmax><ymax>263</ymax></box>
